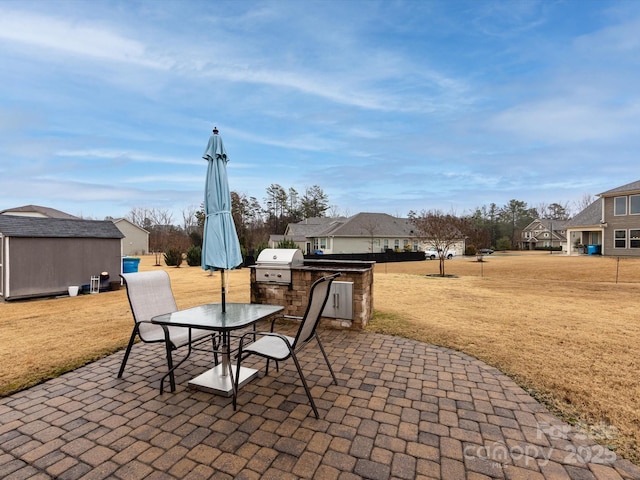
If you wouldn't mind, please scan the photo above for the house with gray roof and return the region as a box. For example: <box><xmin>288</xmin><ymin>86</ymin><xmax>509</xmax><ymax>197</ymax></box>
<box><xmin>278</xmin><ymin>212</ymin><xmax>465</xmax><ymax>255</ymax></box>
<box><xmin>113</xmin><ymin>218</ymin><xmax>149</xmax><ymax>256</ymax></box>
<box><xmin>565</xmin><ymin>199</ymin><xmax>604</xmax><ymax>255</ymax></box>
<box><xmin>269</xmin><ymin>217</ymin><xmax>344</xmax><ymax>252</ymax></box>
<box><xmin>566</xmin><ymin>179</ymin><xmax>640</xmax><ymax>256</ymax></box>
<box><xmin>521</xmin><ymin>219</ymin><xmax>569</xmax><ymax>251</ymax></box>
<box><xmin>0</xmin><ymin>204</ymin><xmax>79</xmax><ymax>219</ymax></box>
<box><xmin>0</xmin><ymin>215</ymin><xmax>124</xmax><ymax>300</ymax></box>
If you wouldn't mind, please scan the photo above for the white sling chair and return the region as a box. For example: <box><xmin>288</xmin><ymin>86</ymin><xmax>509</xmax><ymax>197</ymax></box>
<box><xmin>233</xmin><ymin>273</ymin><xmax>340</xmax><ymax>418</ymax></box>
<box><xmin>119</xmin><ymin>270</ymin><xmax>219</xmax><ymax>393</ymax></box>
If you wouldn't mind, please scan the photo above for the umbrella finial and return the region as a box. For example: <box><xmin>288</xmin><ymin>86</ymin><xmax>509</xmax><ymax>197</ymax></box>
<box><xmin>213</xmin><ymin>126</ymin><xmax>219</xmax><ymax>135</ymax></box>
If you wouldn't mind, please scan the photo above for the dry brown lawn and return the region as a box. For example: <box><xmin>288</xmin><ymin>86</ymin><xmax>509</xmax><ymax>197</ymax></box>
<box><xmin>1</xmin><ymin>252</ymin><xmax>639</xmax><ymax>463</ymax></box>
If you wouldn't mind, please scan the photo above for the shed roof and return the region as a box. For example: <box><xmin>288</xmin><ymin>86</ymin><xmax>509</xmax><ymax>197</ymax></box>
<box><xmin>0</xmin><ymin>215</ymin><xmax>124</xmax><ymax>239</ymax></box>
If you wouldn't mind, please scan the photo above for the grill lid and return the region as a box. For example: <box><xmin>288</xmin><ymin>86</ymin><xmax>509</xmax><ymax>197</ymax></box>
<box><xmin>256</xmin><ymin>248</ymin><xmax>304</xmax><ymax>267</ymax></box>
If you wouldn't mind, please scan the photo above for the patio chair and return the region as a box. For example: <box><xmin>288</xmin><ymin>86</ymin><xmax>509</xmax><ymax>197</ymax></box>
<box><xmin>233</xmin><ymin>273</ymin><xmax>340</xmax><ymax>418</ymax></box>
<box><xmin>119</xmin><ymin>270</ymin><xmax>219</xmax><ymax>392</ymax></box>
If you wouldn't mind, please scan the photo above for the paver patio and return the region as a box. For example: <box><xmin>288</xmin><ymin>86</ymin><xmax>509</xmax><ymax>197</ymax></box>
<box><xmin>1</xmin><ymin>327</ymin><xmax>638</xmax><ymax>479</ymax></box>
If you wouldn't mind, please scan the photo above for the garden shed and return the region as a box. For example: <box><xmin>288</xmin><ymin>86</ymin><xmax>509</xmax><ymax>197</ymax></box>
<box><xmin>0</xmin><ymin>215</ymin><xmax>124</xmax><ymax>301</ymax></box>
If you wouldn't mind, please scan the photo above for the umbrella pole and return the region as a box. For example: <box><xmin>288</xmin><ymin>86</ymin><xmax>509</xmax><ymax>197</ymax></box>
<box><xmin>220</xmin><ymin>269</ymin><xmax>228</xmax><ymax>379</ymax></box>
<box><xmin>221</xmin><ymin>269</ymin><xmax>226</xmax><ymax>313</ymax></box>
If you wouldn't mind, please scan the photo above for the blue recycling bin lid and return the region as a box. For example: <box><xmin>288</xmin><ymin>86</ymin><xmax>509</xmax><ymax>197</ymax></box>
<box><xmin>122</xmin><ymin>257</ymin><xmax>141</xmax><ymax>273</ymax></box>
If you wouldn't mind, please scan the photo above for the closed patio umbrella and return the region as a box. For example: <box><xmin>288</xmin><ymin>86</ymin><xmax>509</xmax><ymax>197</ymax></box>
<box><xmin>202</xmin><ymin>127</ymin><xmax>242</xmax><ymax>312</ymax></box>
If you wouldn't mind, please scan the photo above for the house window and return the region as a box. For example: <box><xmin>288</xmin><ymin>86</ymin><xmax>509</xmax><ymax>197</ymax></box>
<box><xmin>313</xmin><ymin>238</ymin><xmax>327</xmax><ymax>251</ymax></box>
<box><xmin>614</xmin><ymin>196</ymin><xmax>627</xmax><ymax>216</ymax></box>
<box><xmin>383</xmin><ymin>239</ymin><xmax>389</xmax><ymax>250</ymax></box>
<box><xmin>394</xmin><ymin>239</ymin><xmax>399</xmax><ymax>250</ymax></box>
<box><xmin>630</xmin><ymin>230</ymin><xmax>640</xmax><ymax>248</ymax></box>
<box><xmin>413</xmin><ymin>240</ymin><xmax>419</xmax><ymax>252</ymax></box>
<box><xmin>630</xmin><ymin>195</ymin><xmax>640</xmax><ymax>215</ymax></box>
<box><xmin>614</xmin><ymin>230</ymin><xmax>626</xmax><ymax>248</ymax></box>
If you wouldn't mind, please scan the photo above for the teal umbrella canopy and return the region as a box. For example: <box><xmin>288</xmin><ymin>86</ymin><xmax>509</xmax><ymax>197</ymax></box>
<box><xmin>201</xmin><ymin>128</ymin><xmax>242</xmax><ymax>309</ymax></box>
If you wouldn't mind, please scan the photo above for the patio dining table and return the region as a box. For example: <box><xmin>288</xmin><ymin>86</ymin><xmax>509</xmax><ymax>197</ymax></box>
<box><xmin>151</xmin><ymin>302</ymin><xmax>284</xmax><ymax>396</ymax></box>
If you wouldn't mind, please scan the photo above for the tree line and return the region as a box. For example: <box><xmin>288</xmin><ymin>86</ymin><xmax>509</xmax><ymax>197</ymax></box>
<box><xmin>123</xmin><ymin>184</ymin><xmax>594</xmax><ymax>259</ymax></box>
<box><xmin>125</xmin><ymin>184</ymin><xmax>331</xmax><ymax>257</ymax></box>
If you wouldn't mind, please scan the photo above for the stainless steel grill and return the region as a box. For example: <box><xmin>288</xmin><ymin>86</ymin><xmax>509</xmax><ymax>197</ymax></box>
<box><xmin>254</xmin><ymin>248</ymin><xmax>304</xmax><ymax>284</ymax></box>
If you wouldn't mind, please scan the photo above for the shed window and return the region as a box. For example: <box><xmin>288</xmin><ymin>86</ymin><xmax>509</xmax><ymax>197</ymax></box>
<box><xmin>630</xmin><ymin>230</ymin><xmax>640</xmax><ymax>248</ymax></box>
<box><xmin>630</xmin><ymin>195</ymin><xmax>640</xmax><ymax>215</ymax></box>
<box><xmin>614</xmin><ymin>196</ymin><xmax>627</xmax><ymax>216</ymax></box>
<box><xmin>614</xmin><ymin>230</ymin><xmax>626</xmax><ymax>248</ymax></box>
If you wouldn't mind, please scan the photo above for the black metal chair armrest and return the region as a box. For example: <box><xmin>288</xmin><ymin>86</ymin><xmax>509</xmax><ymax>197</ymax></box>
<box><xmin>239</xmin><ymin>330</ymin><xmax>290</xmax><ymax>341</ymax></box>
<box><xmin>269</xmin><ymin>314</ymin><xmax>303</xmax><ymax>331</ymax></box>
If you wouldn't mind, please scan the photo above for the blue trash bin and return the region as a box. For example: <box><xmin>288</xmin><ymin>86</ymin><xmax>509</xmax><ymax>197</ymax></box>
<box><xmin>586</xmin><ymin>245</ymin><xmax>601</xmax><ymax>255</ymax></box>
<box><xmin>122</xmin><ymin>257</ymin><xmax>140</xmax><ymax>273</ymax></box>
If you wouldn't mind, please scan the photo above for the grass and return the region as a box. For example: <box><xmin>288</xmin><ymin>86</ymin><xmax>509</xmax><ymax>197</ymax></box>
<box><xmin>1</xmin><ymin>252</ymin><xmax>639</xmax><ymax>463</ymax></box>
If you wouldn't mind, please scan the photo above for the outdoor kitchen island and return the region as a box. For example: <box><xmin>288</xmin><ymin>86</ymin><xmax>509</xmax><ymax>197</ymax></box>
<box><xmin>249</xmin><ymin>249</ymin><xmax>374</xmax><ymax>329</ymax></box>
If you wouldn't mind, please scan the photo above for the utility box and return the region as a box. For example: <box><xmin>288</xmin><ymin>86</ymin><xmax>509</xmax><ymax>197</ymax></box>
<box><xmin>322</xmin><ymin>281</ymin><xmax>353</xmax><ymax>320</ymax></box>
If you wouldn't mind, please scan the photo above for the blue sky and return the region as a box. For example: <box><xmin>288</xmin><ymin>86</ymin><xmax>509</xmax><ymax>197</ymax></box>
<box><xmin>1</xmin><ymin>0</ymin><xmax>639</xmax><ymax>222</ymax></box>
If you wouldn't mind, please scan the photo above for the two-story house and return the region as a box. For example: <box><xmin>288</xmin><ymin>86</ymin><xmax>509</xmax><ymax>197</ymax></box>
<box><xmin>566</xmin><ymin>179</ymin><xmax>640</xmax><ymax>256</ymax></box>
<box><xmin>521</xmin><ymin>219</ymin><xmax>569</xmax><ymax>251</ymax></box>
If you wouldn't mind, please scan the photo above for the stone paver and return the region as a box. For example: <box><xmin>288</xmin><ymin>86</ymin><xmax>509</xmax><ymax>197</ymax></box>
<box><xmin>1</xmin><ymin>328</ymin><xmax>638</xmax><ymax>479</ymax></box>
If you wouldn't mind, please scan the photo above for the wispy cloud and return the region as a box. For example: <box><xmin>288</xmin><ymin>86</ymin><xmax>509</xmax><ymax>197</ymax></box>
<box><xmin>56</xmin><ymin>149</ymin><xmax>202</xmax><ymax>166</ymax></box>
<box><xmin>1</xmin><ymin>0</ymin><xmax>639</xmax><ymax>219</ymax></box>
<box><xmin>0</xmin><ymin>9</ymin><xmax>170</xmax><ymax>68</ymax></box>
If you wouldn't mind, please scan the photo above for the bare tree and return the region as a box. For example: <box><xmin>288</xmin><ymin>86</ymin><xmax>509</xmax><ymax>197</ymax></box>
<box><xmin>536</xmin><ymin>201</ymin><xmax>571</xmax><ymax>220</ymax></box>
<box><xmin>360</xmin><ymin>217</ymin><xmax>380</xmax><ymax>253</ymax></box>
<box><xmin>460</xmin><ymin>213</ymin><xmax>490</xmax><ymax>254</ymax></box>
<box><xmin>126</xmin><ymin>207</ymin><xmax>177</xmax><ymax>253</ymax></box>
<box><xmin>327</xmin><ymin>204</ymin><xmax>343</xmax><ymax>218</ymax></box>
<box><xmin>126</xmin><ymin>207</ymin><xmax>149</xmax><ymax>228</ymax></box>
<box><xmin>411</xmin><ymin>210</ymin><xmax>464</xmax><ymax>276</ymax></box>
<box><xmin>573</xmin><ymin>193</ymin><xmax>596</xmax><ymax>216</ymax></box>
<box><xmin>181</xmin><ymin>205</ymin><xmax>199</xmax><ymax>234</ymax></box>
